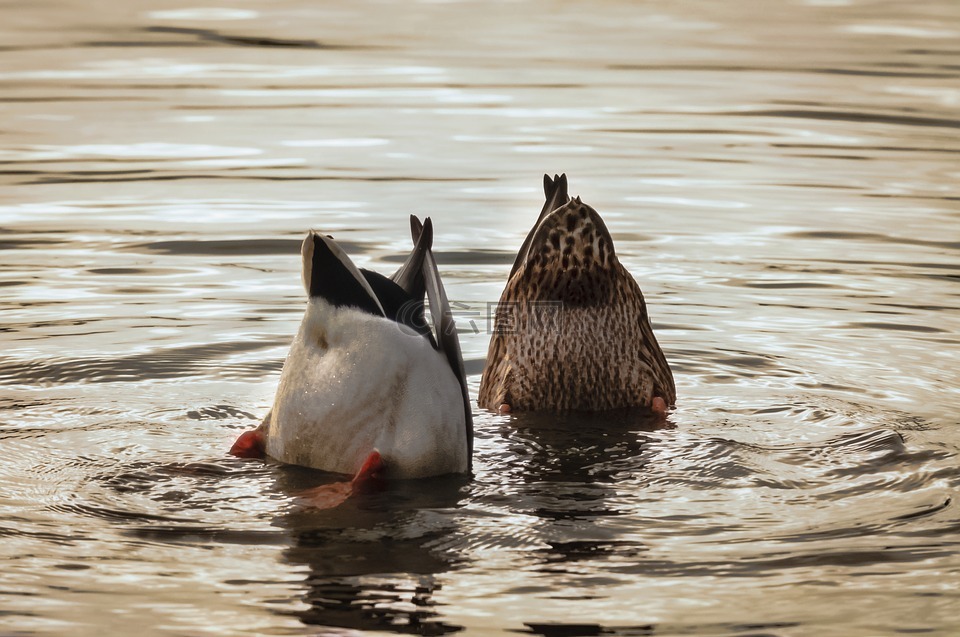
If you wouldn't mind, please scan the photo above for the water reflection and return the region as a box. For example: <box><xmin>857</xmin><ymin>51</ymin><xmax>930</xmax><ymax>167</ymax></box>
<box><xmin>274</xmin><ymin>468</ymin><xmax>468</xmax><ymax>634</ymax></box>
<box><xmin>500</xmin><ymin>410</ymin><xmax>667</xmax><ymax>485</ymax></box>
<box><xmin>478</xmin><ymin>410</ymin><xmax>666</xmax><ymax>585</ymax></box>
<box><xmin>295</xmin><ymin>578</ymin><xmax>462</xmax><ymax>636</ymax></box>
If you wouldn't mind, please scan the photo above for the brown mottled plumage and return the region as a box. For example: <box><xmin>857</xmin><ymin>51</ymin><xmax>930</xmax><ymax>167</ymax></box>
<box><xmin>478</xmin><ymin>174</ymin><xmax>676</xmax><ymax>412</ymax></box>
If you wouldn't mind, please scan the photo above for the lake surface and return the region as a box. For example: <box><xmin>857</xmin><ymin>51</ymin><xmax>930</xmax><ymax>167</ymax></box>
<box><xmin>1</xmin><ymin>0</ymin><xmax>959</xmax><ymax>635</ymax></box>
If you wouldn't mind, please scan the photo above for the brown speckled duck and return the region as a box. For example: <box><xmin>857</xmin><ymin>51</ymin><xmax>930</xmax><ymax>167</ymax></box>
<box><xmin>478</xmin><ymin>174</ymin><xmax>676</xmax><ymax>415</ymax></box>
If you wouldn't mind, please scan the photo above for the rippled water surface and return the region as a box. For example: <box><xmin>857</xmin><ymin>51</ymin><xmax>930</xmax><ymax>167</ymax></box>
<box><xmin>2</xmin><ymin>0</ymin><xmax>960</xmax><ymax>635</ymax></box>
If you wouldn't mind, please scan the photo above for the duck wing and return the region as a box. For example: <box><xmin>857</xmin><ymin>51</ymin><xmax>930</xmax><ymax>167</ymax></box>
<box><xmin>508</xmin><ymin>172</ymin><xmax>570</xmax><ymax>279</ymax></box>
<box><xmin>303</xmin><ymin>231</ymin><xmax>384</xmax><ymax>316</ymax></box>
<box><xmin>411</xmin><ymin>215</ymin><xmax>474</xmax><ymax>467</ymax></box>
<box><xmin>305</xmin><ymin>227</ymin><xmax>433</xmax><ymax>336</ymax></box>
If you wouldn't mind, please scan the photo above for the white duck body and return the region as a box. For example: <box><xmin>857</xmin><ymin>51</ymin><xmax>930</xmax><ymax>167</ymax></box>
<box><xmin>261</xmin><ymin>217</ymin><xmax>472</xmax><ymax>479</ymax></box>
<box><xmin>266</xmin><ymin>298</ymin><xmax>468</xmax><ymax>478</ymax></box>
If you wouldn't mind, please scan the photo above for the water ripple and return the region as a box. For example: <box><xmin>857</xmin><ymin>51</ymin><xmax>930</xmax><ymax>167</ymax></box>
<box><xmin>2</xmin><ymin>0</ymin><xmax>959</xmax><ymax>633</ymax></box>
<box><xmin>140</xmin><ymin>26</ymin><xmax>377</xmax><ymax>51</ymax></box>
<box><xmin>0</xmin><ymin>341</ymin><xmax>285</xmax><ymax>385</ymax></box>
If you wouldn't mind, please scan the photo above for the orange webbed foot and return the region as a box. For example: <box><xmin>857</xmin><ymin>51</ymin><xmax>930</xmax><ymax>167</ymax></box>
<box><xmin>651</xmin><ymin>397</ymin><xmax>668</xmax><ymax>418</ymax></box>
<box><xmin>229</xmin><ymin>429</ymin><xmax>265</xmax><ymax>459</ymax></box>
<box><xmin>295</xmin><ymin>451</ymin><xmax>387</xmax><ymax>510</ymax></box>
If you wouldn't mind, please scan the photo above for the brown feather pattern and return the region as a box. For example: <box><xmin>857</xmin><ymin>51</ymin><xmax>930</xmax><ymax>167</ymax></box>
<box><xmin>479</xmin><ymin>176</ymin><xmax>676</xmax><ymax>412</ymax></box>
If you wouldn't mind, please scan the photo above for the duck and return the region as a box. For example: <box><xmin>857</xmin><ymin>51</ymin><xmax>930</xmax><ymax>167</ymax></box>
<box><xmin>230</xmin><ymin>216</ymin><xmax>473</xmax><ymax>483</ymax></box>
<box><xmin>478</xmin><ymin>174</ymin><xmax>675</xmax><ymax>416</ymax></box>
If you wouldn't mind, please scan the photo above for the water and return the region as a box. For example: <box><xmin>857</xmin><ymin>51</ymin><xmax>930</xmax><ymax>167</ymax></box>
<box><xmin>1</xmin><ymin>0</ymin><xmax>959</xmax><ymax>634</ymax></box>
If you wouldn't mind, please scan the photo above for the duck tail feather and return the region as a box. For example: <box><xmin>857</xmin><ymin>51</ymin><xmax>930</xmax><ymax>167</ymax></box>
<box><xmin>509</xmin><ymin>172</ymin><xmax>572</xmax><ymax>279</ymax></box>
<box><xmin>391</xmin><ymin>215</ymin><xmax>433</xmax><ymax>300</ymax></box>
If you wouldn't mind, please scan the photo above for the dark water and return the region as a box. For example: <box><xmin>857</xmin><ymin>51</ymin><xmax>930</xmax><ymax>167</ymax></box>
<box><xmin>2</xmin><ymin>0</ymin><xmax>959</xmax><ymax>635</ymax></box>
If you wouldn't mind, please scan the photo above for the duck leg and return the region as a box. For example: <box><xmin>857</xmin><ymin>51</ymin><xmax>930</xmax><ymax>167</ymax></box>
<box><xmin>294</xmin><ymin>450</ymin><xmax>387</xmax><ymax>509</ymax></box>
<box><xmin>229</xmin><ymin>429</ymin><xmax>265</xmax><ymax>458</ymax></box>
<box><xmin>651</xmin><ymin>397</ymin><xmax>668</xmax><ymax>418</ymax></box>
<box><xmin>228</xmin><ymin>412</ymin><xmax>269</xmax><ymax>459</ymax></box>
